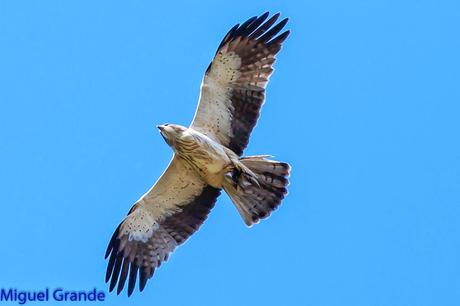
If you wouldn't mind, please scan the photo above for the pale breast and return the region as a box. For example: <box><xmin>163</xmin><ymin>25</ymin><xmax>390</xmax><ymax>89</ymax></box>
<box><xmin>177</xmin><ymin>129</ymin><xmax>231</xmax><ymax>188</ymax></box>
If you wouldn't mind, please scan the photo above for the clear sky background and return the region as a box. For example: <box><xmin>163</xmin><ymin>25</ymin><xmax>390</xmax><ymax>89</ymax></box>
<box><xmin>1</xmin><ymin>1</ymin><xmax>459</xmax><ymax>306</ymax></box>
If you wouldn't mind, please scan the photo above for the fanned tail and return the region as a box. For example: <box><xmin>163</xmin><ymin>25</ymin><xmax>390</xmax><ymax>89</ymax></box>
<box><xmin>222</xmin><ymin>155</ymin><xmax>290</xmax><ymax>226</ymax></box>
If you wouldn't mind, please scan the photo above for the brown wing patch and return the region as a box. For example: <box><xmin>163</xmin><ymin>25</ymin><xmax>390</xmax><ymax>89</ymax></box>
<box><xmin>105</xmin><ymin>186</ymin><xmax>221</xmax><ymax>296</ymax></box>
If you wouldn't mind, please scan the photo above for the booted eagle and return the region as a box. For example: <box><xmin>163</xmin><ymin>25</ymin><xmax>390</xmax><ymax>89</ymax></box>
<box><xmin>105</xmin><ymin>12</ymin><xmax>291</xmax><ymax>296</ymax></box>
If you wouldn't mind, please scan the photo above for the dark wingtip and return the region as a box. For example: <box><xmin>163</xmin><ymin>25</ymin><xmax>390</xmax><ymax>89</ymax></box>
<box><xmin>105</xmin><ymin>234</ymin><xmax>121</xmax><ymax>283</ymax></box>
<box><xmin>104</xmin><ymin>247</ymin><xmax>111</xmax><ymax>259</ymax></box>
<box><xmin>127</xmin><ymin>263</ymin><xmax>138</xmax><ymax>297</ymax></box>
<box><xmin>256</xmin><ymin>12</ymin><xmax>270</xmax><ymax>26</ymax></box>
<box><xmin>249</xmin><ymin>13</ymin><xmax>281</xmax><ymax>39</ymax></box>
<box><xmin>109</xmin><ymin>254</ymin><xmax>123</xmax><ymax>292</ymax></box>
<box><xmin>105</xmin><ymin>251</ymin><xmax>116</xmax><ymax>283</ymax></box>
<box><xmin>140</xmin><ymin>267</ymin><xmax>154</xmax><ymax>292</ymax></box>
<box><xmin>268</xmin><ymin>30</ymin><xmax>290</xmax><ymax>47</ymax></box>
<box><xmin>259</xmin><ymin>17</ymin><xmax>289</xmax><ymax>43</ymax></box>
<box><xmin>240</xmin><ymin>16</ymin><xmax>257</xmax><ymax>28</ymax></box>
<box><xmin>105</xmin><ymin>223</ymin><xmax>121</xmax><ymax>259</ymax></box>
<box><xmin>104</xmin><ymin>237</ymin><xmax>114</xmax><ymax>259</ymax></box>
<box><xmin>116</xmin><ymin>260</ymin><xmax>129</xmax><ymax>295</ymax></box>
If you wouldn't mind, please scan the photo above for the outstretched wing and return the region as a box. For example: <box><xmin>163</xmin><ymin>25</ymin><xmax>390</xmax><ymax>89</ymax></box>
<box><xmin>191</xmin><ymin>12</ymin><xmax>290</xmax><ymax>156</ymax></box>
<box><xmin>105</xmin><ymin>156</ymin><xmax>221</xmax><ymax>296</ymax></box>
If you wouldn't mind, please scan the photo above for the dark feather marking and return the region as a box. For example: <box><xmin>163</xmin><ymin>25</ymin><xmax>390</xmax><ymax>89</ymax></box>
<box><xmin>105</xmin><ymin>186</ymin><xmax>221</xmax><ymax>296</ymax></box>
<box><xmin>117</xmin><ymin>260</ymin><xmax>129</xmax><ymax>294</ymax></box>
<box><xmin>242</xmin><ymin>12</ymin><xmax>270</xmax><ymax>36</ymax></box>
<box><xmin>234</xmin><ymin>16</ymin><xmax>257</xmax><ymax>36</ymax></box>
<box><xmin>216</xmin><ymin>24</ymin><xmax>239</xmax><ymax>54</ymax></box>
<box><xmin>127</xmin><ymin>263</ymin><xmax>138</xmax><ymax>297</ymax></box>
<box><xmin>208</xmin><ymin>13</ymin><xmax>289</xmax><ymax>156</ymax></box>
<box><xmin>268</xmin><ymin>30</ymin><xmax>290</xmax><ymax>46</ymax></box>
<box><xmin>249</xmin><ymin>13</ymin><xmax>280</xmax><ymax>39</ymax></box>
<box><xmin>105</xmin><ymin>247</ymin><xmax>117</xmax><ymax>282</ymax></box>
<box><xmin>139</xmin><ymin>268</ymin><xmax>149</xmax><ymax>292</ymax></box>
<box><xmin>259</xmin><ymin>18</ymin><xmax>289</xmax><ymax>43</ymax></box>
<box><xmin>109</xmin><ymin>253</ymin><xmax>123</xmax><ymax>292</ymax></box>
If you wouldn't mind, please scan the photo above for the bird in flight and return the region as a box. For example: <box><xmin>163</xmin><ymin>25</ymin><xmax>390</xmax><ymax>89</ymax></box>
<box><xmin>105</xmin><ymin>12</ymin><xmax>291</xmax><ymax>296</ymax></box>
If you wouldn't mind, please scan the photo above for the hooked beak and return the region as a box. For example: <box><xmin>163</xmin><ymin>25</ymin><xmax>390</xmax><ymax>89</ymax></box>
<box><xmin>157</xmin><ymin>124</ymin><xmax>170</xmax><ymax>144</ymax></box>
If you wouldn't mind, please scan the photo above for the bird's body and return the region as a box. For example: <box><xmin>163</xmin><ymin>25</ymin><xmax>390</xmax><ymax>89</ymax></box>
<box><xmin>105</xmin><ymin>12</ymin><xmax>291</xmax><ymax>297</ymax></box>
<box><xmin>160</xmin><ymin>124</ymin><xmax>233</xmax><ymax>188</ymax></box>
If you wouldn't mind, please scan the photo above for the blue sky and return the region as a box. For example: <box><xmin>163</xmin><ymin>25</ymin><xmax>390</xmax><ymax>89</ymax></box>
<box><xmin>0</xmin><ymin>1</ymin><xmax>459</xmax><ymax>305</ymax></box>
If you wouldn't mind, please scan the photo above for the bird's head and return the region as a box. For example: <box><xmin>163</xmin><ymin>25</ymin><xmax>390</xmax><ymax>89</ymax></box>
<box><xmin>157</xmin><ymin>124</ymin><xmax>188</xmax><ymax>148</ymax></box>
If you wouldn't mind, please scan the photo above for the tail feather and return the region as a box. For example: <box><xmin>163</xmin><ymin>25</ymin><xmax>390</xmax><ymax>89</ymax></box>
<box><xmin>223</xmin><ymin>156</ymin><xmax>290</xmax><ymax>226</ymax></box>
<box><xmin>239</xmin><ymin>156</ymin><xmax>290</xmax><ymax>177</ymax></box>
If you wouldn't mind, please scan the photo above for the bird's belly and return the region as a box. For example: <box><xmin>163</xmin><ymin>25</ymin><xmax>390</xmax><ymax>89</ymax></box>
<box><xmin>181</xmin><ymin>142</ymin><xmax>231</xmax><ymax>188</ymax></box>
<box><xmin>200</xmin><ymin>161</ymin><xmax>229</xmax><ymax>188</ymax></box>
